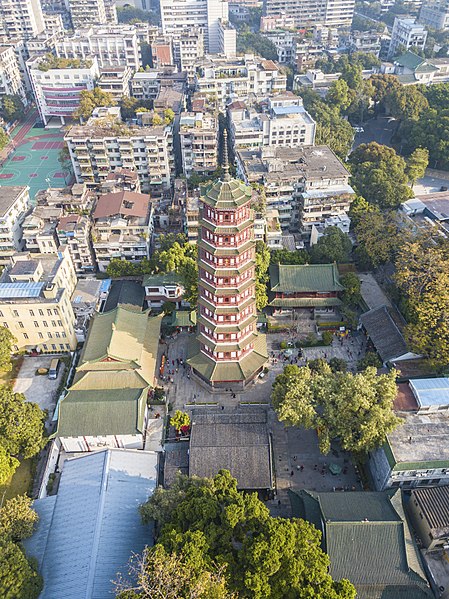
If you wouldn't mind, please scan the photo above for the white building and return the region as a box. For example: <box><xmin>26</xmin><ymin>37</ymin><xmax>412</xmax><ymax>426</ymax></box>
<box><xmin>195</xmin><ymin>54</ymin><xmax>287</xmax><ymax>108</ymax></box>
<box><xmin>229</xmin><ymin>93</ymin><xmax>316</xmax><ymax>150</ymax></box>
<box><xmin>65</xmin><ymin>113</ymin><xmax>174</xmax><ymax>193</ymax></box>
<box><xmin>179</xmin><ymin>111</ymin><xmax>218</xmax><ymax>177</ymax></box>
<box><xmin>0</xmin><ymin>186</ymin><xmax>30</xmax><ymax>264</ymax></box>
<box><xmin>97</xmin><ymin>66</ymin><xmax>132</xmax><ymax>99</ymax></box>
<box><xmin>218</xmin><ymin>19</ymin><xmax>236</xmax><ymax>58</ymax></box>
<box><xmin>57</xmin><ymin>213</ymin><xmax>96</xmax><ymax>273</ymax></box>
<box><xmin>55</xmin><ymin>25</ymin><xmax>142</xmax><ymax>70</ymax></box>
<box><xmin>388</xmin><ymin>17</ymin><xmax>427</xmax><ymax>59</ymax></box>
<box><xmin>143</xmin><ymin>272</ymin><xmax>186</xmax><ymax>308</ymax></box>
<box><xmin>92</xmin><ymin>190</ymin><xmax>154</xmax><ymax>271</ymax></box>
<box><xmin>131</xmin><ymin>70</ymin><xmax>159</xmax><ymax>100</ymax></box>
<box><xmin>27</xmin><ymin>55</ymin><xmax>99</xmax><ymax>126</ymax></box>
<box><xmin>68</xmin><ymin>0</ymin><xmax>107</xmax><ymax>28</ymax></box>
<box><xmin>0</xmin><ymin>0</ymin><xmax>44</xmax><ymax>39</ymax></box>
<box><xmin>0</xmin><ymin>45</ymin><xmax>27</xmax><ymax>104</ymax></box>
<box><xmin>172</xmin><ymin>29</ymin><xmax>205</xmax><ymax>77</ymax></box>
<box><xmin>160</xmin><ymin>0</ymin><xmax>229</xmax><ymax>53</ymax></box>
<box><xmin>263</xmin><ymin>0</ymin><xmax>355</xmax><ymax>28</ymax></box>
<box><xmin>419</xmin><ymin>1</ymin><xmax>449</xmax><ymax>31</ymax></box>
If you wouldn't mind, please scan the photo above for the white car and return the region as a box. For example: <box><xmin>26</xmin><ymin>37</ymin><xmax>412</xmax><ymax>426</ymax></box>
<box><xmin>353</xmin><ymin>126</ymin><xmax>364</xmax><ymax>133</ymax></box>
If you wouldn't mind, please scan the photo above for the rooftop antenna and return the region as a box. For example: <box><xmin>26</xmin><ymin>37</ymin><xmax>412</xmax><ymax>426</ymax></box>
<box><xmin>223</xmin><ymin>129</ymin><xmax>231</xmax><ymax>181</ymax></box>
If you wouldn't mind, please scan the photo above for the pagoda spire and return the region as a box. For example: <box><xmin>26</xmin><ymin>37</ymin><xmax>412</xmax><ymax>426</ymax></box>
<box><xmin>222</xmin><ymin>129</ymin><xmax>231</xmax><ymax>181</ymax></box>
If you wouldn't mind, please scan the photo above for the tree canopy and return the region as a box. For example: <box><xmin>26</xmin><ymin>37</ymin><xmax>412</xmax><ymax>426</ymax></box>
<box><xmin>348</xmin><ymin>142</ymin><xmax>413</xmax><ymax>209</ymax></box>
<box><xmin>237</xmin><ymin>32</ymin><xmax>278</xmax><ymax>61</ymax></box>
<box><xmin>1</xmin><ymin>95</ymin><xmax>25</xmax><ymax>123</ymax></box>
<box><xmin>272</xmin><ymin>364</ymin><xmax>401</xmax><ymax>454</ymax></box>
<box><xmin>123</xmin><ymin>470</ymin><xmax>357</xmax><ymax>599</ymax></box>
<box><xmin>74</xmin><ymin>87</ymin><xmax>114</xmax><ymax>121</ymax></box>
<box><xmin>0</xmin><ymin>539</ymin><xmax>42</xmax><ymax>599</ymax></box>
<box><xmin>310</xmin><ymin>227</ymin><xmax>352</xmax><ymax>264</ymax></box>
<box><xmin>0</xmin><ymin>495</ymin><xmax>38</xmax><ymax>543</ymax></box>
<box><xmin>255</xmin><ymin>241</ymin><xmax>270</xmax><ymax>312</ymax></box>
<box><xmin>0</xmin><ymin>327</ymin><xmax>15</xmax><ymax>372</ymax></box>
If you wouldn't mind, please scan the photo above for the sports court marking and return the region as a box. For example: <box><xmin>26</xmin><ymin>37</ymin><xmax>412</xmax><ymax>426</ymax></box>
<box><xmin>29</xmin><ymin>173</ymin><xmax>38</xmax><ymax>178</ymax></box>
<box><xmin>53</xmin><ymin>172</ymin><xmax>65</xmax><ymax>178</ymax></box>
<box><xmin>12</xmin><ymin>155</ymin><xmax>26</xmax><ymax>162</ymax></box>
<box><xmin>32</xmin><ymin>141</ymin><xmax>65</xmax><ymax>150</ymax></box>
<box><xmin>40</xmin><ymin>156</ymin><xmax>49</xmax><ymax>160</ymax></box>
<box><xmin>0</xmin><ymin>173</ymin><xmax>14</xmax><ymax>179</ymax></box>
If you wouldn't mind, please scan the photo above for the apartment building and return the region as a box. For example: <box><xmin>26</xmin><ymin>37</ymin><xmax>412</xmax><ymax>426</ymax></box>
<box><xmin>22</xmin><ymin>205</ymin><xmax>62</xmax><ymax>254</ymax></box>
<box><xmin>419</xmin><ymin>0</ymin><xmax>449</xmax><ymax>30</ymax></box>
<box><xmin>388</xmin><ymin>17</ymin><xmax>427</xmax><ymax>59</ymax></box>
<box><xmin>27</xmin><ymin>55</ymin><xmax>99</xmax><ymax>126</ymax></box>
<box><xmin>229</xmin><ymin>93</ymin><xmax>316</xmax><ymax>150</ymax></box>
<box><xmin>0</xmin><ymin>0</ymin><xmax>44</xmax><ymax>40</ymax></box>
<box><xmin>172</xmin><ymin>29</ymin><xmax>205</xmax><ymax>78</ymax></box>
<box><xmin>0</xmin><ymin>45</ymin><xmax>27</xmax><ymax>104</ymax></box>
<box><xmin>68</xmin><ymin>0</ymin><xmax>107</xmax><ymax>28</ymax></box>
<box><xmin>179</xmin><ymin>112</ymin><xmax>218</xmax><ymax>177</ymax></box>
<box><xmin>194</xmin><ymin>54</ymin><xmax>287</xmax><ymax>108</ymax></box>
<box><xmin>92</xmin><ymin>190</ymin><xmax>153</xmax><ymax>271</ymax></box>
<box><xmin>261</xmin><ymin>30</ymin><xmax>294</xmax><ymax>64</ymax></box>
<box><xmin>131</xmin><ymin>71</ymin><xmax>159</xmax><ymax>100</ymax></box>
<box><xmin>236</xmin><ymin>145</ymin><xmax>354</xmax><ymax>235</ymax></box>
<box><xmin>57</xmin><ymin>214</ymin><xmax>96</xmax><ymax>273</ymax></box>
<box><xmin>218</xmin><ymin>19</ymin><xmax>236</xmax><ymax>59</ymax></box>
<box><xmin>98</xmin><ymin>66</ymin><xmax>132</xmax><ymax>99</ymax></box>
<box><xmin>160</xmin><ymin>0</ymin><xmax>228</xmax><ymax>53</ymax></box>
<box><xmin>263</xmin><ymin>0</ymin><xmax>355</xmax><ymax>28</ymax></box>
<box><xmin>0</xmin><ymin>246</ymin><xmax>77</xmax><ymax>353</ymax></box>
<box><xmin>0</xmin><ymin>186</ymin><xmax>30</xmax><ymax>264</ymax></box>
<box><xmin>55</xmin><ymin>26</ymin><xmax>141</xmax><ymax>70</ymax></box>
<box><xmin>65</xmin><ymin>108</ymin><xmax>174</xmax><ymax>193</ymax></box>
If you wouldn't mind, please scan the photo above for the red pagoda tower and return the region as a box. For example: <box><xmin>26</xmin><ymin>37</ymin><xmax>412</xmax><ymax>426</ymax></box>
<box><xmin>188</xmin><ymin>134</ymin><xmax>267</xmax><ymax>388</ymax></box>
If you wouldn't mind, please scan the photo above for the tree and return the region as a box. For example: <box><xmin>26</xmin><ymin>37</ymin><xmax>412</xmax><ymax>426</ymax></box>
<box><xmin>164</xmin><ymin>108</ymin><xmax>175</xmax><ymax>124</ymax></box>
<box><xmin>73</xmin><ymin>87</ymin><xmax>114</xmax><ymax>121</ymax></box>
<box><xmin>357</xmin><ymin>351</ymin><xmax>382</xmax><ymax>370</ymax></box>
<box><xmin>310</xmin><ymin>227</ymin><xmax>352</xmax><ymax>264</ymax></box>
<box><xmin>326</xmin><ymin>79</ymin><xmax>351</xmax><ymax>111</ymax></box>
<box><xmin>0</xmin><ymin>386</ymin><xmax>46</xmax><ymax>461</ymax></box>
<box><xmin>116</xmin><ymin>544</ymin><xmax>234</xmax><ymax>599</ymax></box>
<box><xmin>0</xmin><ymin>327</ymin><xmax>15</xmax><ymax>372</ymax></box>
<box><xmin>388</xmin><ymin>85</ymin><xmax>429</xmax><ymax>121</ymax></box>
<box><xmin>272</xmin><ymin>364</ymin><xmax>401</xmax><ymax>455</ymax></box>
<box><xmin>0</xmin><ymin>129</ymin><xmax>9</xmax><ymax>152</ymax></box>
<box><xmin>397</xmin><ymin>108</ymin><xmax>449</xmax><ymax>170</ymax></box>
<box><xmin>340</xmin><ymin>272</ymin><xmax>361</xmax><ymax>306</ymax></box>
<box><xmin>0</xmin><ymin>495</ymin><xmax>38</xmax><ymax>542</ymax></box>
<box><xmin>119</xmin><ymin>96</ymin><xmax>139</xmax><ymax>120</ymax></box>
<box><xmin>170</xmin><ymin>410</ymin><xmax>190</xmax><ymax>432</ymax></box>
<box><xmin>0</xmin><ymin>539</ymin><xmax>42</xmax><ymax>599</ymax></box>
<box><xmin>152</xmin><ymin>113</ymin><xmax>163</xmax><ymax>126</ymax></box>
<box><xmin>354</xmin><ymin>211</ymin><xmax>402</xmax><ymax>268</ymax></box>
<box><xmin>369</xmin><ymin>74</ymin><xmax>401</xmax><ymax>113</ymax></box>
<box><xmin>270</xmin><ymin>248</ymin><xmax>309</xmax><ymax>265</ymax></box>
<box><xmin>348</xmin><ymin>195</ymin><xmax>379</xmax><ymax>230</ymax></box>
<box><xmin>406</xmin><ymin>147</ymin><xmax>429</xmax><ymax>185</ymax></box>
<box><xmin>255</xmin><ymin>241</ymin><xmax>270</xmax><ymax>312</ymax></box>
<box><xmin>137</xmin><ymin>470</ymin><xmax>356</xmax><ymax>599</ymax></box>
<box><xmin>0</xmin><ymin>444</ymin><xmax>19</xmax><ymax>485</ymax></box>
<box><xmin>1</xmin><ymin>95</ymin><xmax>24</xmax><ymax>122</ymax></box>
<box><xmin>349</xmin><ymin>142</ymin><xmax>413</xmax><ymax>209</ymax></box>
<box><xmin>153</xmin><ymin>242</ymin><xmax>199</xmax><ymax>307</ymax></box>
<box><xmin>236</xmin><ymin>32</ymin><xmax>278</xmax><ymax>61</ymax></box>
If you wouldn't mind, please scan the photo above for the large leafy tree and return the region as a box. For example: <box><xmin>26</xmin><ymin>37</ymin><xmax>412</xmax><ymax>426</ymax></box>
<box><xmin>255</xmin><ymin>240</ymin><xmax>270</xmax><ymax>312</ymax></box>
<box><xmin>395</xmin><ymin>238</ymin><xmax>449</xmax><ymax>366</ymax></box>
<box><xmin>0</xmin><ymin>539</ymin><xmax>42</xmax><ymax>599</ymax></box>
<box><xmin>1</xmin><ymin>95</ymin><xmax>25</xmax><ymax>122</ymax></box>
<box><xmin>406</xmin><ymin>147</ymin><xmax>429</xmax><ymax>185</ymax></box>
<box><xmin>354</xmin><ymin>211</ymin><xmax>403</xmax><ymax>268</ymax></box>
<box><xmin>348</xmin><ymin>142</ymin><xmax>413</xmax><ymax>209</ymax></box>
<box><xmin>0</xmin><ymin>128</ymin><xmax>9</xmax><ymax>152</ymax></box>
<box><xmin>388</xmin><ymin>86</ymin><xmax>429</xmax><ymax>121</ymax></box>
<box><xmin>74</xmin><ymin>87</ymin><xmax>114</xmax><ymax>121</ymax></box>
<box><xmin>310</xmin><ymin>226</ymin><xmax>352</xmax><ymax>264</ymax></box>
<box><xmin>132</xmin><ymin>471</ymin><xmax>356</xmax><ymax>599</ymax></box>
<box><xmin>0</xmin><ymin>495</ymin><xmax>39</xmax><ymax>542</ymax></box>
<box><xmin>272</xmin><ymin>364</ymin><xmax>401</xmax><ymax>455</ymax></box>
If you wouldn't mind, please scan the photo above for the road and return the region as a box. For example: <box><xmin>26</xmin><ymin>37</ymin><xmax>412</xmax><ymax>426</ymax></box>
<box><xmin>351</xmin><ymin>116</ymin><xmax>397</xmax><ymax>152</ymax></box>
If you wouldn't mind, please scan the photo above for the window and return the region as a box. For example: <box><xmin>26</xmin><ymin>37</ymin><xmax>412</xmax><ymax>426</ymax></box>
<box><xmin>43</xmin><ymin>344</ymin><xmax>48</xmax><ymax>350</ymax></box>
<box><xmin>38</xmin><ymin>332</ymin><xmax>43</xmax><ymax>339</ymax></box>
<box><xmin>51</xmin><ymin>320</ymin><xmax>56</xmax><ymax>327</ymax></box>
<box><xmin>18</xmin><ymin>322</ymin><xmax>24</xmax><ymax>328</ymax></box>
<box><xmin>29</xmin><ymin>310</ymin><xmax>34</xmax><ymax>316</ymax></box>
<box><xmin>43</xmin><ymin>321</ymin><xmax>48</xmax><ymax>327</ymax></box>
<box><xmin>47</xmin><ymin>309</ymin><xmax>52</xmax><ymax>316</ymax></box>
<box><xmin>51</xmin><ymin>344</ymin><xmax>56</xmax><ymax>350</ymax></box>
<box><xmin>3</xmin><ymin>322</ymin><xmax>8</xmax><ymax>328</ymax></box>
<box><xmin>56</xmin><ymin>332</ymin><xmax>60</xmax><ymax>338</ymax></box>
<box><xmin>23</xmin><ymin>333</ymin><xmax>28</xmax><ymax>339</ymax></box>
<box><xmin>12</xmin><ymin>310</ymin><xmax>18</xmax><ymax>317</ymax></box>
<box><xmin>39</xmin><ymin>309</ymin><xmax>44</xmax><ymax>316</ymax></box>
<box><xmin>34</xmin><ymin>321</ymin><xmax>39</xmax><ymax>327</ymax></box>
<box><xmin>47</xmin><ymin>332</ymin><xmax>52</xmax><ymax>338</ymax></box>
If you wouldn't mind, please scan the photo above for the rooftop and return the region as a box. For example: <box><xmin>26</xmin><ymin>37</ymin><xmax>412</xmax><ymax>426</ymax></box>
<box><xmin>71</xmin><ymin>278</ymin><xmax>105</xmax><ymax>306</ymax></box>
<box><xmin>360</xmin><ymin>306</ymin><xmax>410</xmax><ymax>363</ymax></box>
<box><xmin>200</xmin><ymin>176</ymin><xmax>253</xmax><ymax>210</ymax></box>
<box><xmin>409</xmin><ymin>378</ymin><xmax>449</xmax><ymax>409</ymax></box>
<box><xmin>23</xmin><ymin>449</ymin><xmax>157</xmax><ymax>599</ymax></box>
<box><xmin>93</xmin><ymin>190</ymin><xmax>151</xmax><ymax>220</ymax></box>
<box><xmin>0</xmin><ymin>185</ymin><xmax>29</xmax><ymax>217</ymax></box>
<box><xmin>411</xmin><ymin>486</ymin><xmax>449</xmax><ymax>536</ymax></box>
<box><xmin>189</xmin><ymin>409</ymin><xmax>273</xmax><ymax>490</ymax></box>
<box><xmin>269</xmin><ymin>263</ymin><xmax>343</xmax><ymax>293</ymax></box>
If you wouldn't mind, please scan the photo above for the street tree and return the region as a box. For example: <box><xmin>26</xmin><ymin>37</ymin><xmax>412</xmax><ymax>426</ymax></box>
<box><xmin>406</xmin><ymin>147</ymin><xmax>429</xmax><ymax>185</ymax></box>
<box><xmin>0</xmin><ymin>326</ymin><xmax>15</xmax><ymax>371</ymax></box>
<box><xmin>0</xmin><ymin>495</ymin><xmax>38</xmax><ymax>542</ymax></box>
<box><xmin>349</xmin><ymin>142</ymin><xmax>413</xmax><ymax>209</ymax></box>
<box><xmin>137</xmin><ymin>470</ymin><xmax>356</xmax><ymax>599</ymax></box>
<box><xmin>272</xmin><ymin>364</ymin><xmax>401</xmax><ymax>455</ymax></box>
<box><xmin>170</xmin><ymin>410</ymin><xmax>190</xmax><ymax>432</ymax></box>
<box><xmin>0</xmin><ymin>539</ymin><xmax>42</xmax><ymax>599</ymax></box>
<box><xmin>309</xmin><ymin>226</ymin><xmax>352</xmax><ymax>264</ymax></box>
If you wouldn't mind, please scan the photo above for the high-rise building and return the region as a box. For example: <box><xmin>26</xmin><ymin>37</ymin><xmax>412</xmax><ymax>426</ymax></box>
<box><xmin>0</xmin><ymin>0</ymin><xmax>44</xmax><ymax>39</ymax></box>
<box><xmin>0</xmin><ymin>45</ymin><xmax>27</xmax><ymax>104</ymax></box>
<box><xmin>187</xmin><ymin>135</ymin><xmax>268</xmax><ymax>388</ymax></box>
<box><xmin>419</xmin><ymin>0</ymin><xmax>449</xmax><ymax>31</ymax></box>
<box><xmin>263</xmin><ymin>0</ymin><xmax>355</xmax><ymax>28</ymax></box>
<box><xmin>68</xmin><ymin>0</ymin><xmax>107</xmax><ymax>28</ymax></box>
<box><xmin>160</xmin><ymin>0</ymin><xmax>228</xmax><ymax>53</ymax></box>
<box><xmin>388</xmin><ymin>17</ymin><xmax>427</xmax><ymax>58</ymax></box>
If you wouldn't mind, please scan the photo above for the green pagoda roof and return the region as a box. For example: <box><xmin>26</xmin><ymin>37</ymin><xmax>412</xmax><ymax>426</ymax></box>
<box><xmin>171</xmin><ymin>310</ymin><xmax>197</xmax><ymax>327</ymax></box>
<box><xmin>269</xmin><ymin>297</ymin><xmax>342</xmax><ymax>308</ymax></box>
<box><xmin>200</xmin><ymin>177</ymin><xmax>252</xmax><ymax>210</ymax></box>
<box><xmin>269</xmin><ymin>263</ymin><xmax>343</xmax><ymax>293</ymax></box>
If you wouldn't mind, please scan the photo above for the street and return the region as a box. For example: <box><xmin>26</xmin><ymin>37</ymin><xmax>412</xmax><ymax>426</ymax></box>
<box><xmin>351</xmin><ymin>116</ymin><xmax>397</xmax><ymax>151</ymax></box>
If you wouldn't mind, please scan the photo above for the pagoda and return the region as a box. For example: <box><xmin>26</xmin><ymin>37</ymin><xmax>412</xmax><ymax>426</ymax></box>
<box><xmin>187</xmin><ymin>133</ymin><xmax>268</xmax><ymax>388</ymax></box>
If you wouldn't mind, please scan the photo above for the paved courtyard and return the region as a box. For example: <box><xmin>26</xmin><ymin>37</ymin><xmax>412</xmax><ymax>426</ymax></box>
<box><xmin>159</xmin><ymin>331</ymin><xmax>366</xmax><ymax>516</ymax></box>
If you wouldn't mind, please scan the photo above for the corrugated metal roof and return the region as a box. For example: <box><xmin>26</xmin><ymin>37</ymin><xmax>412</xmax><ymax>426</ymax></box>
<box><xmin>0</xmin><ymin>281</ymin><xmax>44</xmax><ymax>298</ymax></box>
<box><xmin>24</xmin><ymin>449</ymin><xmax>157</xmax><ymax>599</ymax></box>
<box><xmin>410</xmin><ymin>378</ymin><xmax>449</xmax><ymax>408</ymax></box>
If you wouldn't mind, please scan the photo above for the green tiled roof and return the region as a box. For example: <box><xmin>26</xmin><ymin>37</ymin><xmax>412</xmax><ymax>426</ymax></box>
<box><xmin>142</xmin><ymin>272</ymin><xmax>183</xmax><ymax>287</ymax></box>
<box><xmin>290</xmin><ymin>490</ymin><xmax>432</xmax><ymax>599</ymax></box>
<box><xmin>55</xmin><ymin>388</ymin><xmax>147</xmax><ymax>437</ymax></box>
<box><xmin>269</xmin><ymin>297</ymin><xmax>342</xmax><ymax>308</ymax></box>
<box><xmin>171</xmin><ymin>310</ymin><xmax>196</xmax><ymax>327</ymax></box>
<box><xmin>187</xmin><ymin>334</ymin><xmax>268</xmax><ymax>383</ymax></box>
<box><xmin>200</xmin><ymin>177</ymin><xmax>252</xmax><ymax>209</ymax></box>
<box><xmin>395</xmin><ymin>51</ymin><xmax>437</xmax><ymax>73</ymax></box>
<box><xmin>269</xmin><ymin>263</ymin><xmax>343</xmax><ymax>293</ymax></box>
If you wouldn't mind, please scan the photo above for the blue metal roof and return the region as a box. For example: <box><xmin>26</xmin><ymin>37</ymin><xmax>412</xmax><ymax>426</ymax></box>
<box><xmin>272</xmin><ymin>105</ymin><xmax>305</xmax><ymax>116</ymax></box>
<box><xmin>23</xmin><ymin>449</ymin><xmax>157</xmax><ymax>599</ymax></box>
<box><xmin>410</xmin><ymin>378</ymin><xmax>449</xmax><ymax>408</ymax></box>
<box><xmin>99</xmin><ymin>279</ymin><xmax>112</xmax><ymax>294</ymax></box>
<box><xmin>0</xmin><ymin>282</ymin><xmax>44</xmax><ymax>298</ymax></box>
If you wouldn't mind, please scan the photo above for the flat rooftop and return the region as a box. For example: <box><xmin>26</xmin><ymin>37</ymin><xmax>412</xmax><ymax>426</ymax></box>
<box><xmin>386</xmin><ymin>410</ymin><xmax>449</xmax><ymax>470</ymax></box>
<box><xmin>0</xmin><ymin>186</ymin><xmax>28</xmax><ymax>217</ymax></box>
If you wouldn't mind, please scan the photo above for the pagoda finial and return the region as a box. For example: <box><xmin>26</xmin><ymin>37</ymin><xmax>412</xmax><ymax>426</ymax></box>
<box><xmin>222</xmin><ymin>129</ymin><xmax>231</xmax><ymax>181</ymax></box>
